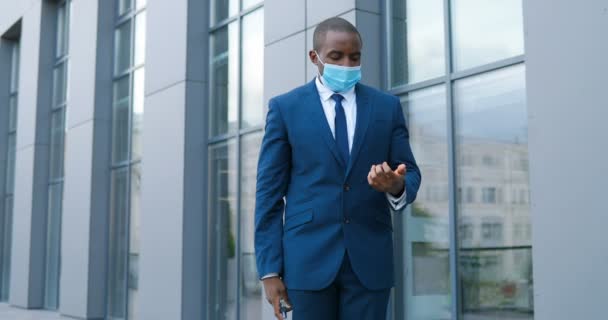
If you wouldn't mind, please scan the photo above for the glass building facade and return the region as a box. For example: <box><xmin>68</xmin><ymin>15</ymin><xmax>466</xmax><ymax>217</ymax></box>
<box><xmin>107</xmin><ymin>0</ymin><xmax>146</xmax><ymax>319</ymax></box>
<box><xmin>1</xmin><ymin>37</ymin><xmax>19</xmax><ymax>304</ymax></box>
<box><xmin>207</xmin><ymin>0</ymin><xmax>264</xmax><ymax>319</ymax></box>
<box><xmin>389</xmin><ymin>0</ymin><xmax>531</xmax><ymax>319</ymax></box>
<box><xmin>44</xmin><ymin>0</ymin><xmax>70</xmax><ymax>310</ymax></box>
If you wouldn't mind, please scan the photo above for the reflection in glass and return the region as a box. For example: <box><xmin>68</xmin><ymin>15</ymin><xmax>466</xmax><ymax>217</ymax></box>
<box><xmin>400</xmin><ymin>86</ymin><xmax>452</xmax><ymax>319</ymax></box>
<box><xmin>107</xmin><ymin>168</ymin><xmax>129</xmax><ymax>319</ymax></box>
<box><xmin>0</xmin><ymin>196</ymin><xmax>13</xmax><ymax>301</ymax></box>
<box><xmin>210</xmin><ymin>23</ymin><xmax>239</xmax><ymax>136</ymax></box>
<box><xmin>2</xmin><ymin>42</ymin><xmax>19</xmax><ymax>303</ymax></box>
<box><xmin>128</xmin><ymin>164</ymin><xmax>141</xmax><ymax>320</ymax></box>
<box><xmin>131</xmin><ymin>68</ymin><xmax>145</xmax><ymax>161</ymax></box>
<box><xmin>211</xmin><ymin>0</ymin><xmax>239</xmax><ymax>25</ymax></box>
<box><xmin>392</xmin><ymin>0</ymin><xmax>445</xmax><ymax>86</ymax></box>
<box><xmin>451</xmin><ymin>0</ymin><xmax>524</xmax><ymax>71</ymax></box>
<box><xmin>115</xmin><ymin>21</ymin><xmax>132</xmax><ymax>75</ymax></box>
<box><xmin>208</xmin><ymin>140</ymin><xmax>238</xmax><ymax>320</ymax></box>
<box><xmin>454</xmin><ymin>65</ymin><xmax>533</xmax><ymax>319</ymax></box>
<box><xmin>112</xmin><ymin>76</ymin><xmax>131</xmax><ymax>164</ymax></box>
<box><xmin>44</xmin><ymin>183</ymin><xmax>63</xmax><ymax>309</ymax></box>
<box><xmin>108</xmin><ymin>3</ymin><xmax>145</xmax><ymax>318</ymax></box>
<box><xmin>134</xmin><ymin>12</ymin><xmax>146</xmax><ymax>67</ymax></box>
<box><xmin>241</xmin><ymin>9</ymin><xmax>264</xmax><ymax>129</ymax></box>
<box><xmin>56</xmin><ymin>2</ymin><xmax>69</xmax><ymax>58</ymax></box>
<box><xmin>52</xmin><ymin>62</ymin><xmax>67</xmax><ymax>107</ymax></box>
<box><xmin>135</xmin><ymin>0</ymin><xmax>146</xmax><ymax>11</ymax></box>
<box><xmin>242</xmin><ymin>0</ymin><xmax>262</xmax><ymax>10</ymax></box>
<box><xmin>5</xmin><ymin>135</ymin><xmax>15</xmax><ymax>192</ymax></box>
<box><xmin>118</xmin><ymin>0</ymin><xmax>132</xmax><ymax>16</ymax></box>
<box><xmin>49</xmin><ymin>109</ymin><xmax>66</xmax><ymax>180</ymax></box>
<box><xmin>239</xmin><ymin>133</ymin><xmax>263</xmax><ymax>320</ymax></box>
<box><xmin>8</xmin><ymin>96</ymin><xmax>17</xmax><ymax>132</ymax></box>
<box><xmin>10</xmin><ymin>44</ymin><xmax>19</xmax><ymax>93</ymax></box>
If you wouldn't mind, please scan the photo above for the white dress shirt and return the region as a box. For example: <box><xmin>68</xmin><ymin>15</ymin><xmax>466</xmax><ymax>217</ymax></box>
<box><xmin>260</xmin><ymin>78</ymin><xmax>407</xmax><ymax>280</ymax></box>
<box><xmin>314</xmin><ymin>76</ymin><xmax>407</xmax><ymax>210</ymax></box>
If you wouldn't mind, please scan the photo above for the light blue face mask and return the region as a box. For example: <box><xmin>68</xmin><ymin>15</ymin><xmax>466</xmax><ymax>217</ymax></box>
<box><xmin>315</xmin><ymin>51</ymin><xmax>362</xmax><ymax>93</ymax></box>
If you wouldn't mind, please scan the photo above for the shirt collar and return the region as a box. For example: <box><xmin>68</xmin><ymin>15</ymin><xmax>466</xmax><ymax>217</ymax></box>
<box><xmin>315</xmin><ymin>76</ymin><xmax>356</xmax><ymax>103</ymax></box>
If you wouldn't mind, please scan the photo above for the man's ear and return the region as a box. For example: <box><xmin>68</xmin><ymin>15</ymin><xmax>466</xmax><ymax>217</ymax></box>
<box><xmin>308</xmin><ymin>50</ymin><xmax>318</xmax><ymax>64</ymax></box>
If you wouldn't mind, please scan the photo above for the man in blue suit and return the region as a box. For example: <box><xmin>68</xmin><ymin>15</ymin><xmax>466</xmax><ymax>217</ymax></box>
<box><xmin>255</xmin><ymin>17</ymin><xmax>421</xmax><ymax>320</ymax></box>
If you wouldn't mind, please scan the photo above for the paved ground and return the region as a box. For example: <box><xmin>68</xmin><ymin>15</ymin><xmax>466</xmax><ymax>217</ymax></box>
<box><xmin>0</xmin><ymin>303</ymin><xmax>63</xmax><ymax>320</ymax></box>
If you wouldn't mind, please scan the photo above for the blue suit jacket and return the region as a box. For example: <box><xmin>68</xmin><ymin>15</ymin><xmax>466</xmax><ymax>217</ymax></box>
<box><xmin>255</xmin><ymin>80</ymin><xmax>421</xmax><ymax>291</ymax></box>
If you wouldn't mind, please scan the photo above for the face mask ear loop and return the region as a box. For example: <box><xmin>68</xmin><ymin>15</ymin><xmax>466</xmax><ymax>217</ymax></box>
<box><xmin>314</xmin><ymin>50</ymin><xmax>325</xmax><ymax>66</ymax></box>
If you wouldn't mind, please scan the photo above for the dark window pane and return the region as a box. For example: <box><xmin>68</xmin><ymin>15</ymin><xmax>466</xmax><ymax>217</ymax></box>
<box><xmin>207</xmin><ymin>140</ymin><xmax>237</xmax><ymax>320</ymax></box>
<box><xmin>454</xmin><ymin>65</ymin><xmax>533</xmax><ymax>319</ymax></box>
<box><xmin>5</xmin><ymin>134</ymin><xmax>16</xmax><ymax>192</ymax></box>
<box><xmin>52</xmin><ymin>62</ymin><xmax>68</xmax><ymax>107</ymax></box>
<box><xmin>8</xmin><ymin>96</ymin><xmax>17</xmax><ymax>132</ymax></box>
<box><xmin>107</xmin><ymin>168</ymin><xmax>129</xmax><ymax>319</ymax></box>
<box><xmin>49</xmin><ymin>109</ymin><xmax>66</xmax><ymax>180</ymax></box>
<box><xmin>211</xmin><ymin>0</ymin><xmax>238</xmax><ymax>25</ymax></box>
<box><xmin>56</xmin><ymin>2</ymin><xmax>69</xmax><ymax>58</ymax></box>
<box><xmin>118</xmin><ymin>0</ymin><xmax>133</xmax><ymax>16</ymax></box>
<box><xmin>112</xmin><ymin>76</ymin><xmax>131</xmax><ymax>164</ymax></box>
<box><xmin>241</xmin><ymin>9</ymin><xmax>264</xmax><ymax>129</ymax></box>
<box><xmin>10</xmin><ymin>44</ymin><xmax>19</xmax><ymax>93</ymax></box>
<box><xmin>128</xmin><ymin>163</ymin><xmax>141</xmax><ymax>320</ymax></box>
<box><xmin>44</xmin><ymin>183</ymin><xmax>63</xmax><ymax>310</ymax></box>
<box><xmin>391</xmin><ymin>0</ymin><xmax>445</xmax><ymax>86</ymax></box>
<box><xmin>209</xmin><ymin>23</ymin><xmax>239</xmax><ymax>137</ymax></box>
<box><xmin>0</xmin><ymin>195</ymin><xmax>14</xmax><ymax>301</ymax></box>
<box><xmin>114</xmin><ymin>21</ymin><xmax>133</xmax><ymax>75</ymax></box>
<box><xmin>239</xmin><ymin>132</ymin><xmax>263</xmax><ymax>320</ymax></box>
<box><xmin>399</xmin><ymin>86</ymin><xmax>453</xmax><ymax>319</ymax></box>
<box><xmin>451</xmin><ymin>0</ymin><xmax>524</xmax><ymax>71</ymax></box>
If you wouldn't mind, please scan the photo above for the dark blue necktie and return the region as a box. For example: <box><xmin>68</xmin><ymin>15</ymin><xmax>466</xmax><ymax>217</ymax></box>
<box><xmin>332</xmin><ymin>94</ymin><xmax>349</xmax><ymax>165</ymax></box>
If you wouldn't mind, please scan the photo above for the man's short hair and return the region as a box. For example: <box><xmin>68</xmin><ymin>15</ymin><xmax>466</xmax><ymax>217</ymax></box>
<box><xmin>313</xmin><ymin>17</ymin><xmax>362</xmax><ymax>51</ymax></box>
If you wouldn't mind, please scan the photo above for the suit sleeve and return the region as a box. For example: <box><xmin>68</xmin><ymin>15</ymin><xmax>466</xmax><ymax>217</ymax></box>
<box><xmin>389</xmin><ymin>96</ymin><xmax>421</xmax><ymax>210</ymax></box>
<box><xmin>254</xmin><ymin>98</ymin><xmax>291</xmax><ymax>279</ymax></box>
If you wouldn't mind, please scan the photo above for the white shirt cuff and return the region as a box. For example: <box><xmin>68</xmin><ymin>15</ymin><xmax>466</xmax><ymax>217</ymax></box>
<box><xmin>261</xmin><ymin>273</ymin><xmax>280</xmax><ymax>280</ymax></box>
<box><xmin>386</xmin><ymin>187</ymin><xmax>407</xmax><ymax>211</ymax></box>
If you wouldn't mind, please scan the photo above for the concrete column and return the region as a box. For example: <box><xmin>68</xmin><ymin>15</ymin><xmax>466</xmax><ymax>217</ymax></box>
<box><xmin>9</xmin><ymin>0</ymin><xmax>56</xmax><ymax>308</ymax></box>
<box><xmin>59</xmin><ymin>0</ymin><xmax>115</xmax><ymax>318</ymax></box>
<box><xmin>136</xmin><ymin>0</ymin><xmax>208</xmax><ymax>319</ymax></box>
<box><xmin>523</xmin><ymin>0</ymin><xmax>608</xmax><ymax>319</ymax></box>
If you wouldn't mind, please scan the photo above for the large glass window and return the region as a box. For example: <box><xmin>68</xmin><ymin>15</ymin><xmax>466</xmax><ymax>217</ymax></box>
<box><xmin>391</xmin><ymin>0</ymin><xmax>445</xmax><ymax>86</ymax></box>
<box><xmin>400</xmin><ymin>86</ymin><xmax>453</xmax><ymax>319</ymax></box>
<box><xmin>1</xmin><ymin>40</ymin><xmax>20</xmax><ymax>303</ymax></box>
<box><xmin>44</xmin><ymin>0</ymin><xmax>71</xmax><ymax>310</ymax></box>
<box><xmin>108</xmin><ymin>1</ymin><xmax>146</xmax><ymax>319</ymax></box>
<box><xmin>207</xmin><ymin>2</ymin><xmax>265</xmax><ymax>319</ymax></box>
<box><xmin>451</xmin><ymin>0</ymin><xmax>524</xmax><ymax>71</ymax></box>
<box><xmin>455</xmin><ymin>65</ymin><xmax>532</xmax><ymax>319</ymax></box>
<box><xmin>389</xmin><ymin>0</ymin><xmax>531</xmax><ymax>319</ymax></box>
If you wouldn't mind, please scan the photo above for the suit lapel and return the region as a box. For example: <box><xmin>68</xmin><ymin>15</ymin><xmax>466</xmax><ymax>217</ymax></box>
<box><xmin>305</xmin><ymin>80</ymin><xmax>346</xmax><ymax>168</ymax></box>
<box><xmin>345</xmin><ymin>83</ymin><xmax>372</xmax><ymax>179</ymax></box>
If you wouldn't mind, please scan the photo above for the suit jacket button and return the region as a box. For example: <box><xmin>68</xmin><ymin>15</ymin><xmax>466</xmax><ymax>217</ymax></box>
<box><xmin>344</xmin><ymin>218</ymin><xmax>350</xmax><ymax>224</ymax></box>
<box><xmin>343</xmin><ymin>184</ymin><xmax>351</xmax><ymax>192</ymax></box>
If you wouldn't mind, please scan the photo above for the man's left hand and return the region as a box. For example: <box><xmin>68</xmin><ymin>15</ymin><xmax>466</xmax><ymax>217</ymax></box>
<box><xmin>367</xmin><ymin>162</ymin><xmax>406</xmax><ymax>196</ymax></box>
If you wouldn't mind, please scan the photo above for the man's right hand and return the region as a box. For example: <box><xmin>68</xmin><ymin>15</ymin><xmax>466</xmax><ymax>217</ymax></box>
<box><xmin>263</xmin><ymin>277</ymin><xmax>292</xmax><ymax>320</ymax></box>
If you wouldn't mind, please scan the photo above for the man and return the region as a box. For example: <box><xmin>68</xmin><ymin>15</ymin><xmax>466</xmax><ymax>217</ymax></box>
<box><xmin>255</xmin><ymin>17</ymin><xmax>421</xmax><ymax>320</ymax></box>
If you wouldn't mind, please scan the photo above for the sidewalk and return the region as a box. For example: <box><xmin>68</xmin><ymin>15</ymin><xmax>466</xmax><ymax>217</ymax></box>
<box><xmin>0</xmin><ymin>303</ymin><xmax>63</xmax><ymax>320</ymax></box>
